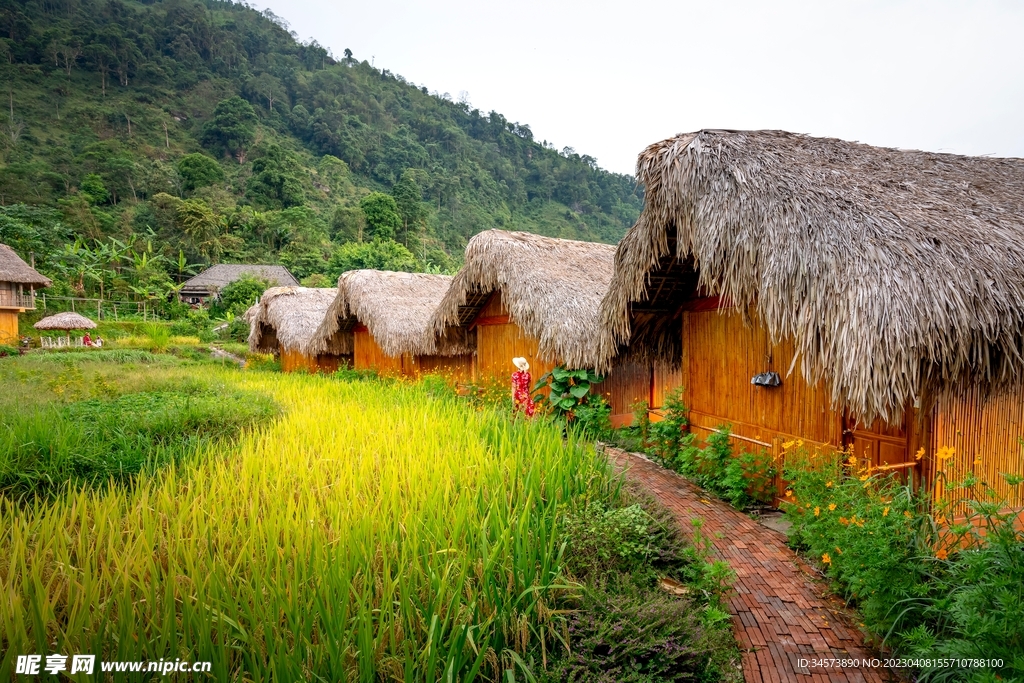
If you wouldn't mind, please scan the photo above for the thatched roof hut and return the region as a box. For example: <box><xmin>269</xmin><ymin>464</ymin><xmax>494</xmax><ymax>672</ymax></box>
<box><xmin>431</xmin><ymin>230</ymin><xmax>616</xmax><ymax>369</ymax></box>
<box><xmin>308</xmin><ymin>270</ymin><xmax>466</xmax><ymax>358</ymax></box>
<box><xmin>34</xmin><ymin>312</ymin><xmax>97</xmax><ymax>330</ymax></box>
<box><xmin>600</xmin><ymin>129</ymin><xmax>1024</xmax><ymax>422</ymax></box>
<box><xmin>0</xmin><ymin>244</ymin><xmax>51</xmax><ymax>286</ymax></box>
<box><xmin>181</xmin><ymin>264</ymin><xmax>297</xmax><ymax>299</ymax></box>
<box><xmin>247</xmin><ymin>287</ymin><xmax>339</xmax><ymax>354</ymax></box>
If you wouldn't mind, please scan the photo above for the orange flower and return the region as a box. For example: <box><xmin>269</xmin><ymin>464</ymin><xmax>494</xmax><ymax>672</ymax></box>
<box><xmin>839</xmin><ymin>516</ymin><xmax>849</xmax><ymax>525</ymax></box>
<box><xmin>883</xmin><ymin>507</ymin><xmax>890</xmax><ymax>517</ymax></box>
<box><xmin>826</xmin><ymin>481</ymin><xmax>834</xmax><ymax>488</ymax></box>
<box><xmin>822</xmin><ymin>553</ymin><xmax>832</xmax><ymax>564</ymax></box>
<box><xmin>914</xmin><ymin>448</ymin><xmax>925</xmax><ymax>461</ymax></box>
<box><xmin>904</xmin><ymin>510</ymin><xmax>912</xmax><ymax>518</ymax></box>
<box><xmin>835</xmin><ymin>546</ymin><xmax>843</xmax><ymax>554</ymax></box>
<box><xmin>814</xmin><ymin>506</ymin><xmax>821</xmax><ymax>516</ymax></box>
<box><xmin>828</xmin><ymin>503</ymin><xmax>837</xmax><ymax>511</ymax></box>
<box><xmin>785</xmin><ymin>489</ymin><xmax>793</xmax><ymax>497</ymax></box>
<box><xmin>936</xmin><ymin>446</ymin><xmax>956</xmax><ymax>461</ymax></box>
<box><xmin>935</xmin><ymin>548</ymin><xmax>948</xmax><ymax>560</ymax></box>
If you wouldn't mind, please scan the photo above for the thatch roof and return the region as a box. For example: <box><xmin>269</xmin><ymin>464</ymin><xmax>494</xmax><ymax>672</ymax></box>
<box><xmin>34</xmin><ymin>312</ymin><xmax>96</xmax><ymax>330</ymax></box>
<box><xmin>247</xmin><ymin>287</ymin><xmax>340</xmax><ymax>355</ymax></box>
<box><xmin>600</xmin><ymin>129</ymin><xmax>1024</xmax><ymax>421</ymax></box>
<box><xmin>0</xmin><ymin>244</ymin><xmax>50</xmax><ymax>286</ymax></box>
<box><xmin>431</xmin><ymin>230</ymin><xmax>616</xmax><ymax>368</ymax></box>
<box><xmin>181</xmin><ymin>264</ymin><xmax>297</xmax><ymax>294</ymax></box>
<box><xmin>308</xmin><ymin>270</ymin><xmax>466</xmax><ymax>357</ymax></box>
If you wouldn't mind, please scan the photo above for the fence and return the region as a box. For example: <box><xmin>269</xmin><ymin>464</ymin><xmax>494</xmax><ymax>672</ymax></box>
<box><xmin>36</xmin><ymin>294</ymin><xmax>157</xmax><ymax>321</ymax></box>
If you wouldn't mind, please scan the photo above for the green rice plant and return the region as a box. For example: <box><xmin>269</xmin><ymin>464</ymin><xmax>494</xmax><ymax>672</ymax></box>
<box><xmin>143</xmin><ymin>323</ymin><xmax>172</xmax><ymax>352</ymax></box>
<box><xmin>0</xmin><ymin>374</ymin><xmax>622</xmax><ymax>681</ymax></box>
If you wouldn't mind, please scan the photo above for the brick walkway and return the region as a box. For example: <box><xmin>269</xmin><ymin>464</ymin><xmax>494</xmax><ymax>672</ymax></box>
<box><xmin>604</xmin><ymin>447</ymin><xmax>896</xmax><ymax>683</ymax></box>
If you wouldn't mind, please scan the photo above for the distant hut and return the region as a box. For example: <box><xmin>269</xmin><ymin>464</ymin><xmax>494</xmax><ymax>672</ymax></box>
<box><xmin>0</xmin><ymin>244</ymin><xmax>50</xmax><ymax>344</ymax></box>
<box><xmin>308</xmin><ymin>270</ymin><xmax>473</xmax><ymax>378</ymax></box>
<box><xmin>432</xmin><ymin>230</ymin><xmax>651</xmax><ymax>426</ymax></box>
<box><xmin>180</xmin><ymin>264</ymin><xmax>298</xmax><ymax>305</ymax></box>
<box><xmin>599</xmin><ymin>129</ymin><xmax>1024</xmax><ymax>506</ymax></box>
<box><xmin>247</xmin><ymin>287</ymin><xmax>346</xmax><ymax>372</ymax></box>
<box><xmin>34</xmin><ymin>311</ymin><xmax>97</xmax><ymax>347</ymax></box>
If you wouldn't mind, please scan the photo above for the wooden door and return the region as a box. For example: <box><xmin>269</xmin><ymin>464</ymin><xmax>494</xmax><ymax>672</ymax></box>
<box><xmin>842</xmin><ymin>408</ymin><xmax>911</xmax><ymax>469</ymax></box>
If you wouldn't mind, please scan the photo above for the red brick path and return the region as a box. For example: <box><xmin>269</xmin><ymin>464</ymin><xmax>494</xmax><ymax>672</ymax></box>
<box><xmin>604</xmin><ymin>447</ymin><xmax>896</xmax><ymax>683</ymax></box>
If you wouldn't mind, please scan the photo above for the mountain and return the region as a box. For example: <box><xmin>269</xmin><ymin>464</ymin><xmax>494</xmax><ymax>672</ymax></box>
<box><xmin>0</xmin><ymin>0</ymin><xmax>642</xmax><ymax>297</ymax></box>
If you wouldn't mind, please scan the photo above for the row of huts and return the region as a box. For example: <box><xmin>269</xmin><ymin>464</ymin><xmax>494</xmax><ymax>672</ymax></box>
<box><xmin>249</xmin><ymin>129</ymin><xmax>1024</xmax><ymax>509</ymax></box>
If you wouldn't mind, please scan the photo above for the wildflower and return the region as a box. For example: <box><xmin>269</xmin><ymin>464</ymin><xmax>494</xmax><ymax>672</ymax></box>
<box><xmin>915</xmin><ymin>448</ymin><xmax>925</xmax><ymax>461</ymax></box>
<box><xmin>847</xmin><ymin>455</ymin><xmax>857</xmax><ymax>466</ymax></box>
<box><xmin>936</xmin><ymin>446</ymin><xmax>955</xmax><ymax>461</ymax></box>
<box><xmin>821</xmin><ymin>553</ymin><xmax>831</xmax><ymax>564</ymax></box>
<box><xmin>782</xmin><ymin>440</ymin><xmax>796</xmax><ymax>452</ymax></box>
<box><xmin>826</xmin><ymin>481</ymin><xmax>833</xmax><ymax>488</ymax></box>
<box><xmin>904</xmin><ymin>510</ymin><xmax>912</xmax><ymax>518</ymax></box>
<box><xmin>814</xmin><ymin>506</ymin><xmax>821</xmax><ymax>516</ymax></box>
<box><xmin>835</xmin><ymin>546</ymin><xmax>843</xmax><ymax>554</ymax></box>
<box><xmin>883</xmin><ymin>507</ymin><xmax>890</xmax><ymax>517</ymax></box>
<box><xmin>839</xmin><ymin>516</ymin><xmax>849</xmax><ymax>525</ymax></box>
<box><xmin>973</xmin><ymin>457</ymin><xmax>983</xmax><ymax>465</ymax></box>
<box><xmin>859</xmin><ymin>473</ymin><xmax>869</xmax><ymax>481</ymax></box>
<box><xmin>785</xmin><ymin>489</ymin><xmax>793</xmax><ymax>497</ymax></box>
<box><xmin>935</xmin><ymin>548</ymin><xmax>948</xmax><ymax>560</ymax></box>
<box><xmin>828</xmin><ymin>503</ymin><xmax>837</xmax><ymax>511</ymax></box>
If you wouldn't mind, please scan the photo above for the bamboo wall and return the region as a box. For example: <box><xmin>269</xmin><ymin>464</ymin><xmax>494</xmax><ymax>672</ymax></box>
<box><xmin>474</xmin><ymin>293</ymin><xmax>555</xmax><ymax>385</ymax></box>
<box><xmin>416</xmin><ymin>354</ymin><xmax>475</xmax><ymax>382</ymax></box>
<box><xmin>931</xmin><ymin>385</ymin><xmax>1024</xmax><ymax>509</ymax></box>
<box><xmin>651</xmin><ymin>363</ymin><xmax>683</xmax><ymax>409</ymax></box>
<box><xmin>279</xmin><ymin>347</ymin><xmax>351</xmax><ymax>374</ymax></box>
<box><xmin>0</xmin><ymin>310</ymin><xmax>17</xmax><ymax>344</ymax></box>
<box><xmin>473</xmin><ymin>292</ymin><xmax>650</xmax><ymax>424</ymax></box>
<box><xmin>353</xmin><ymin>327</ymin><xmax>405</xmax><ymax>376</ymax></box>
<box><xmin>680</xmin><ymin>309</ymin><xmax>842</xmax><ymax>454</ymax></box>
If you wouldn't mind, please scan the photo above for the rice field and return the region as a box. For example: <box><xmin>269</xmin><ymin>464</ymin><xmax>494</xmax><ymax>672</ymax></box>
<box><xmin>0</xmin><ymin>365</ymin><xmax>618</xmax><ymax>680</ymax></box>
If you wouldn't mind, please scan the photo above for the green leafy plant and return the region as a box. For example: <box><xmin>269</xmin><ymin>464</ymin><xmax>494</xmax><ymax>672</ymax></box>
<box><xmin>649</xmin><ymin>387</ymin><xmax>689</xmax><ymax>463</ymax></box>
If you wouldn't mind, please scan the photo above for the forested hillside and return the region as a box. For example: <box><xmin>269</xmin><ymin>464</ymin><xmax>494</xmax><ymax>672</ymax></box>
<box><xmin>0</xmin><ymin>0</ymin><xmax>641</xmax><ymax>300</ymax></box>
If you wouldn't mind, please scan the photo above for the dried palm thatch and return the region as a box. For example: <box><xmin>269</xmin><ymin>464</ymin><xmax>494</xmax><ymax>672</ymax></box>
<box><xmin>600</xmin><ymin>129</ymin><xmax>1024</xmax><ymax>422</ymax></box>
<box><xmin>308</xmin><ymin>270</ymin><xmax>465</xmax><ymax>357</ymax></box>
<box><xmin>432</xmin><ymin>230</ymin><xmax>616</xmax><ymax>368</ymax></box>
<box><xmin>0</xmin><ymin>243</ymin><xmax>51</xmax><ymax>286</ymax></box>
<box><xmin>247</xmin><ymin>287</ymin><xmax>340</xmax><ymax>354</ymax></box>
<box><xmin>34</xmin><ymin>312</ymin><xmax>96</xmax><ymax>330</ymax></box>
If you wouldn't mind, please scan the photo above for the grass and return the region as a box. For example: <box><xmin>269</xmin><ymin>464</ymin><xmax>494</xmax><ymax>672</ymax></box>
<box><xmin>0</xmin><ymin>358</ymin><xmax>739</xmax><ymax>681</ymax></box>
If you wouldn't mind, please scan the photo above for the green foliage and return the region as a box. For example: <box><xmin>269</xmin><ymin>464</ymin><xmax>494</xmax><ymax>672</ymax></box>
<box><xmin>649</xmin><ymin>388</ymin><xmax>689</xmax><ymax>462</ymax></box>
<box><xmin>202</xmin><ymin>96</ymin><xmax>258</xmax><ymax>161</ymax></box>
<box><xmin>177</xmin><ymin>153</ymin><xmax>225</xmax><ymax>193</ymax></box>
<box><xmin>328</xmin><ymin>238</ymin><xmax>417</xmax><ymax>276</ymax></box>
<box><xmin>360</xmin><ymin>191</ymin><xmax>402</xmax><ymax>240</ymax></box>
<box><xmin>783</xmin><ymin>449</ymin><xmax>1024</xmax><ymax>681</ymax></box>
<box><xmin>142</xmin><ymin>323</ymin><xmax>171</xmax><ymax>352</ymax></box>
<box><xmin>246</xmin><ymin>143</ymin><xmax>305</xmax><ymax>209</ymax></box>
<box><xmin>216</xmin><ymin>275</ymin><xmax>273</xmax><ymax>316</ymax></box>
<box><xmin>0</xmin><ymin>362</ymin><xmax>276</xmax><ymax>499</ymax></box>
<box><xmin>79</xmin><ymin>173</ymin><xmax>109</xmax><ymax>205</ymax></box>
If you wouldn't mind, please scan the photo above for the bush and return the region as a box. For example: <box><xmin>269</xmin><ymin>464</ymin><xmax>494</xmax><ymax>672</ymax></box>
<box><xmin>783</xmin><ymin>447</ymin><xmax>1024</xmax><ymax>681</ymax></box>
<box><xmin>649</xmin><ymin>388</ymin><xmax>689</xmax><ymax>462</ymax></box>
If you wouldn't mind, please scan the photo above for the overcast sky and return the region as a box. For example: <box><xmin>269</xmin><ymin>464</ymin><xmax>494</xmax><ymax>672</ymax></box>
<box><xmin>259</xmin><ymin>0</ymin><xmax>1024</xmax><ymax>176</ymax></box>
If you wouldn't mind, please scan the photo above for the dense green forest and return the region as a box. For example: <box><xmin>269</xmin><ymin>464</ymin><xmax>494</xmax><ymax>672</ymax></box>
<box><xmin>0</xmin><ymin>0</ymin><xmax>641</xmax><ymax>304</ymax></box>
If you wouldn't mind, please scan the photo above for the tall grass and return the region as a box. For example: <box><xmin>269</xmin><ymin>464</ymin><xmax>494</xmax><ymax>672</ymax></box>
<box><xmin>0</xmin><ymin>374</ymin><xmax>616</xmax><ymax>681</ymax></box>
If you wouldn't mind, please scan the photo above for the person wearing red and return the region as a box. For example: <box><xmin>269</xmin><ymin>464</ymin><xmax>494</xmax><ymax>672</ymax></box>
<box><xmin>511</xmin><ymin>357</ymin><xmax>536</xmax><ymax>417</ymax></box>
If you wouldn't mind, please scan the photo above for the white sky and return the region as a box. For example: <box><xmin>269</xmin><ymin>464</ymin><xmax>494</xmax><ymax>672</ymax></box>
<box><xmin>260</xmin><ymin>0</ymin><xmax>1024</xmax><ymax>176</ymax></box>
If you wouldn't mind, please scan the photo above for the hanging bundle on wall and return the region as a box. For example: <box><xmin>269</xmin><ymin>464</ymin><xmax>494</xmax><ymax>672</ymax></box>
<box><xmin>751</xmin><ymin>371</ymin><xmax>781</xmax><ymax>388</ymax></box>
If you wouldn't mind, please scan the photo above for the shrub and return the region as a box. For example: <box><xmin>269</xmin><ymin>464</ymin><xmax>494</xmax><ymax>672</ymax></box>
<box><xmin>783</xmin><ymin>447</ymin><xmax>1024</xmax><ymax>681</ymax></box>
<box><xmin>649</xmin><ymin>388</ymin><xmax>689</xmax><ymax>463</ymax></box>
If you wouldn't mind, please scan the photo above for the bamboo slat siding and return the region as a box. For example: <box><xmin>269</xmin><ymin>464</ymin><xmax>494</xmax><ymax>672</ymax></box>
<box><xmin>651</xmin><ymin>363</ymin><xmax>683</xmax><ymax>409</ymax></box>
<box><xmin>279</xmin><ymin>348</ymin><xmax>351</xmax><ymax>374</ymax></box>
<box><xmin>598</xmin><ymin>361</ymin><xmax>651</xmax><ymax>427</ymax></box>
<box><xmin>931</xmin><ymin>385</ymin><xmax>1024</xmax><ymax>509</ymax></box>
<box><xmin>354</xmin><ymin>328</ymin><xmax>404</xmax><ymax>376</ymax></box>
<box><xmin>416</xmin><ymin>354</ymin><xmax>475</xmax><ymax>381</ymax></box>
<box><xmin>0</xmin><ymin>310</ymin><xmax>17</xmax><ymax>344</ymax></box>
<box><xmin>681</xmin><ymin>310</ymin><xmax>842</xmax><ymax>451</ymax></box>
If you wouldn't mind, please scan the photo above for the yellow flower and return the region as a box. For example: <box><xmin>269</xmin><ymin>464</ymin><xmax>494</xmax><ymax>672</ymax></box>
<box><xmin>847</xmin><ymin>455</ymin><xmax>857</xmax><ymax>466</ymax></box>
<box><xmin>904</xmin><ymin>510</ymin><xmax>912</xmax><ymax>518</ymax></box>
<box><xmin>814</xmin><ymin>506</ymin><xmax>821</xmax><ymax>516</ymax></box>
<box><xmin>828</xmin><ymin>503</ymin><xmax>837</xmax><ymax>511</ymax></box>
<box><xmin>835</xmin><ymin>546</ymin><xmax>843</xmax><ymax>554</ymax></box>
<box><xmin>821</xmin><ymin>553</ymin><xmax>831</xmax><ymax>564</ymax></box>
<box><xmin>782</xmin><ymin>440</ymin><xmax>796</xmax><ymax>452</ymax></box>
<box><xmin>935</xmin><ymin>548</ymin><xmax>948</xmax><ymax>560</ymax></box>
<box><xmin>839</xmin><ymin>516</ymin><xmax>849</xmax><ymax>525</ymax></box>
<box><xmin>914</xmin><ymin>448</ymin><xmax>925</xmax><ymax>461</ymax></box>
<box><xmin>936</xmin><ymin>446</ymin><xmax>956</xmax><ymax>461</ymax></box>
<box><xmin>859</xmin><ymin>473</ymin><xmax>869</xmax><ymax>481</ymax></box>
<box><xmin>826</xmin><ymin>481</ymin><xmax>833</xmax><ymax>488</ymax></box>
<box><xmin>973</xmin><ymin>457</ymin><xmax>983</xmax><ymax>465</ymax></box>
<box><xmin>883</xmin><ymin>507</ymin><xmax>890</xmax><ymax>517</ymax></box>
<box><xmin>785</xmin><ymin>489</ymin><xmax>793</xmax><ymax>497</ymax></box>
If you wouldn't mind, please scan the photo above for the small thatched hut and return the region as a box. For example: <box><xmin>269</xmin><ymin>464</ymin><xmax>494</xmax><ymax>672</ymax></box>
<box><xmin>246</xmin><ymin>287</ymin><xmax>345</xmax><ymax>372</ymax></box>
<box><xmin>308</xmin><ymin>270</ymin><xmax>473</xmax><ymax>378</ymax></box>
<box><xmin>181</xmin><ymin>264</ymin><xmax>297</xmax><ymax>305</ymax></box>
<box><xmin>599</xmin><ymin>129</ymin><xmax>1024</xmax><ymax>505</ymax></box>
<box><xmin>432</xmin><ymin>230</ymin><xmax>651</xmax><ymax>426</ymax></box>
<box><xmin>0</xmin><ymin>244</ymin><xmax>50</xmax><ymax>344</ymax></box>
